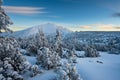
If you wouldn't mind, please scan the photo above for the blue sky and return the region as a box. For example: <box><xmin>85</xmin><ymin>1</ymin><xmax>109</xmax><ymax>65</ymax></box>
<box><xmin>3</xmin><ymin>0</ymin><xmax>120</xmax><ymax>31</ymax></box>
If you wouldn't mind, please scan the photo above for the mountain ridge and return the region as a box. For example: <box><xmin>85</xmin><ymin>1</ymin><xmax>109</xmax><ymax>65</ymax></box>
<box><xmin>5</xmin><ymin>23</ymin><xmax>72</xmax><ymax>38</ymax></box>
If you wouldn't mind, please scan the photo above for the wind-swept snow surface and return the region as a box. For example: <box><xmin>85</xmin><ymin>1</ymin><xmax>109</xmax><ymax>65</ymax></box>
<box><xmin>76</xmin><ymin>52</ymin><xmax>120</xmax><ymax>80</ymax></box>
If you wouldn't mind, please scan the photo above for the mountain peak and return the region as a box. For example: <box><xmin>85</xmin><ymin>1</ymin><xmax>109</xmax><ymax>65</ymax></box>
<box><xmin>10</xmin><ymin>23</ymin><xmax>72</xmax><ymax>38</ymax></box>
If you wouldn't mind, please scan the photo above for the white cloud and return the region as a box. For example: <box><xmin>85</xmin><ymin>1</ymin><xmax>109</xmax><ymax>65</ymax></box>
<box><xmin>2</xmin><ymin>6</ymin><xmax>46</xmax><ymax>15</ymax></box>
<box><xmin>79</xmin><ymin>25</ymin><xmax>92</xmax><ymax>29</ymax></box>
<box><xmin>77</xmin><ymin>23</ymin><xmax>120</xmax><ymax>31</ymax></box>
<box><xmin>91</xmin><ymin>24</ymin><xmax>120</xmax><ymax>30</ymax></box>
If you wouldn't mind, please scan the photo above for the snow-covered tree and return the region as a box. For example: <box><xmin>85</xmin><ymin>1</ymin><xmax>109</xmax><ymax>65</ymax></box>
<box><xmin>54</xmin><ymin>30</ymin><xmax>62</xmax><ymax>57</ymax></box>
<box><xmin>56</xmin><ymin>62</ymin><xmax>82</xmax><ymax>80</ymax></box>
<box><xmin>0</xmin><ymin>0</ymin><xmax>13</xmax><ymax>33</ymax></box>
<box><xmin>0</xmin><ymin>38</ymin><xmax>41</xmax><ymax>79</ymax></box>
<box><xmin>37</xmin><ymin>47</ymin><xmax>61</xmax><ymax>70</ymax></box>
<box><xmin>23</xmin><ymin>29</ymin><xmax>49</xmax><ymax>55</ymax></box>
<box><xmin>35</xmin><ymin>29</ymin><xmax>48</xmax><ymax>48</ymax></box>
<box><xmin>27</xmin><ymin>40</ymin><xmax>37</xmax><ymax>55</ymax></box>
<box><xmin>83</xmin><ymin>45</ymin><xmax>100</xmax><ymax>57</ymax></box>
<box><xmin>61</xmin><ymin>48</ymin><xmax>77</xmax><ymax>63</ymax></box>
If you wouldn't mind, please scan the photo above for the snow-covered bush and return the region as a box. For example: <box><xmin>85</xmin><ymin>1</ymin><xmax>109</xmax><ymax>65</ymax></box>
<box><xmin>56</xmin><ymin>62</ymin><xmax>81</xmax><ymax>80</ymax></box>
<box><xmin>108</xmin><ymin>38</ymin><xmax>120</xmax><ymax>55</ymax></box>
<box><xmin>90</xmin><ymin>43</ymin><xmax>108</xmax><ymax>51</ymax></box>
<box><xmin>62</xmin><ymin>49</ymin><xmax>77</xmax><ymax>63</ymax></box>
<box><xmin>108</xmin><ymin>48</ymin><xmax>120</xmax><ymax>55</ymax></box>
<box><xmin>68</xmin><ymin>55</ymin><xmax>77</xmax><ymax>64</ymax></box>
<box><xmin>74</xmin><ymin>51</ymin><xmax>85</xmax><ymax>58</ymax></box>
<box><xmin>37</xmin><ymin>47</ymin><xmax>61</xmax><ymax>70</ymax></box>
<box><xmin>83</xmin><ymin>45</ymin><xmax>100</xmax><ymax>57</ymax></box>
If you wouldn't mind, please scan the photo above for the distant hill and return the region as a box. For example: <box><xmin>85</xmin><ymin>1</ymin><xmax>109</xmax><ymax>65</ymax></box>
<box><xmin>3</xmin><ymin>23</ymin><xmax>72</xmax><ymax>38</ymax></box>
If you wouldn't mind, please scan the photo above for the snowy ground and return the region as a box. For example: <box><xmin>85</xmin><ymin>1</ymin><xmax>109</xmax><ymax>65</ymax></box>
<box><xmin>76</xmin><ymin>52</ymin><xmax>120</xmax><ymax>80</ymax></box>
<box><xmin>24</xmin><ymin>70</ymin><xmax>56</xmax><ymax>80</ymax></box>
<box><xmin>24</xmin><ymin>52</ymin><xmax>120</xmax><ymax>80</ymax></box>
<box><xmin>24</xmin><ymin>56</ymin><xmax>57</xmax><ymax>80</ymax></box>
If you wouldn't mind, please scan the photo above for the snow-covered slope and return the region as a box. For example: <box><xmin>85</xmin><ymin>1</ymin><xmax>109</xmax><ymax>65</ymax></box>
<box><xmin>9</xmin><ymin>23</ymin><xmax>72</xmax><ymax>38</ymax></box>
<box><xmin>76</xmin><ymin>52</ymin><xmax>120</xmax><ymax>80</ymax></box>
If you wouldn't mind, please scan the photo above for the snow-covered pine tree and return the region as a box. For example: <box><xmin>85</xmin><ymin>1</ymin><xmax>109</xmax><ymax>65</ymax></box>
<box><xmin>54</xmin><ymin>29</ymin><xmax>62</xmax><ymax>57</ymax></box>
<box><xmin>0</xmin><ymin>1</ymin><xmax>41</xmax><ymax>79</ymax></box>
<box><xmin>0</xmin><ymin>38</ymin><xmax>42</xmax><ymax>79</ymax></box>
<box><xmin>36</xmin><ymin>28</ymin><xmax>48</xmax><ymax>48</ymax></box>
<box><xmin>0</xmin><ymin>0</ymin><xmax>13</xmax><ymax>33</ymax></box>
<box><xmin>37</xmin><ymin>47</ymin><xmax>61</xmax><ymax>70</ymax></box>
<box><xmin>35</xmin><ymin>29</ymin><xmax>42</xmax><ymax>48</ymax></box>
<box><xmin>68</xmin><ymin>49</ymin><xmax>77</xmax><ymax>63</ymax></box>
<box><xmin>26</xmin><ymin>38</ymin><xmax>37</xmax><ymax>55</ymax></box>
<box><xmin>26</xmin><ymin>29</ymin><xmax>49</xmax><ymax>55</ymax></box>
<box><xmin>0</xmin><ymin>38</ymin><xmax>23</xmax><ymax>80</ymax></box>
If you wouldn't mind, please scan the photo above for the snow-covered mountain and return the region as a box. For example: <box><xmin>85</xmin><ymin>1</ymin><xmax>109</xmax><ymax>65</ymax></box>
<box><xmin>7</xmin><ymin>23</ymin><xmax>72</xmax><ymax>38</ymax></box>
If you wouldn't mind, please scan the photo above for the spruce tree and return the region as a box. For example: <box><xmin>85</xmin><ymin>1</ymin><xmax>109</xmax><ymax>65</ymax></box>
<box><xmin>0</xmin><ymin>0</ymin><xmax>13</xmax><ymax>33</ymax></box>
<box><xmin>54</xmin><ymin>30</ymin><xmax>62</xmax><ymax>57</ymax></box>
